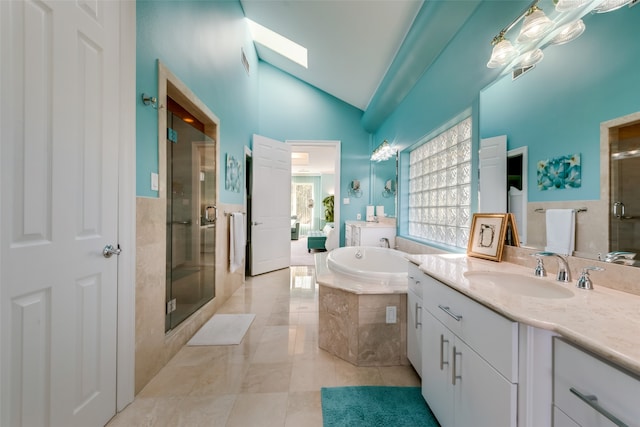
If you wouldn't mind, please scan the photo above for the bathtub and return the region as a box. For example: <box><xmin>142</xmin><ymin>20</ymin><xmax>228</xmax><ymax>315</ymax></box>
<box><xmin>326</xmin><ymin>246</ymin><xmax>408</xmax><ymax>286</ymax></box>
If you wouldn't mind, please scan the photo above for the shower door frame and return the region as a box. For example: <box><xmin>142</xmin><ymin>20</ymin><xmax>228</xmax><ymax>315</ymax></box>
<box><xmin>158</xmin><ymin>61</ymin><xmax>220</xmax><ymax>332</ymax></box>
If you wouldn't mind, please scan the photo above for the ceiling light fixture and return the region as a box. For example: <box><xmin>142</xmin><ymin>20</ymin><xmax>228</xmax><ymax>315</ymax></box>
<box><xmin>371</xmin><ymin>140</ymin><xmax>397</xmax><ymax>162</ymax></box>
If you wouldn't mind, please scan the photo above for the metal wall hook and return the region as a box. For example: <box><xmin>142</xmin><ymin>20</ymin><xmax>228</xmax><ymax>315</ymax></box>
<box><xmin>141</xmin><ymin>93</ymin><xmax>158</xmax><ymax>109</ymax></box>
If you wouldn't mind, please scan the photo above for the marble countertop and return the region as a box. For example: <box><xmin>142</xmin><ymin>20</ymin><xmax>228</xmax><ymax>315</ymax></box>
<box><xmin>407</xmin><ymin>253</ymin><xmax>640</xmax><ymax>376</ymax></box>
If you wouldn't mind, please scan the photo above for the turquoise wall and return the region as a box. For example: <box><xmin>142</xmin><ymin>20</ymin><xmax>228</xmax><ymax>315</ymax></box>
<box><xmin>136</xmin><ymin>1</ymin><xmax>371</xmax><ymax>238</ymax></box>
<box><xmin>480</xmin><ymin>6</ymin><xmax>640</xmax><ymax>202</ymax></box>
<box><xmin>136</xmin><ymin>0</ymin><xmax>259</xmax><ymax>203</ymax></box>
<box><xmin>257</xmin><ymin>62</ymin><xmax>371</xmax><ymax>239</ymax></box>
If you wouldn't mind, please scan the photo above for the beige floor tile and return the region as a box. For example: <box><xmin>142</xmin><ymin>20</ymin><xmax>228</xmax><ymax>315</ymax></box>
<box><xmin>289</xmin><ymin>357</ymin><xmax>337</xmax><ymax>392</ymax></box>
<box><xmin>189</xmin><ymin>362</ymin><xmax>248</xmax><ymax>396</ymax></box>
<box><xmin>378</xmin><ymin>365</ymin><xmax>421</xmax><ymax>386</ymax></box>
<box><xmin>166</xmin><ymin>394</ymin><xmax>237</xmax><ymax>426</ymax></box>
<box><xmin>284</xmin><ymin>391</ymin><xmax>323</xmax><ymax>427</ymax></box>
<box><xmin>113</xmin><ymin>265</ymin><xmax>421</xmax><ymax>426</ymax></box>
<box><xmin>240</xmin><ymin>362</ymin><xmax>293</xmax><ymax>393</ymax></box>
<box><xmin>106</xmin><ymin>397</ymin><xmax>181</xmax><ymax>427</ymax></box>
<box><xmin>333</xmin><ymin>358</ymin><xmax>385</xmax><ymax>386</ymax></box>
<box><xmin>225</xmin><ymin>392</ymin><xmax>288</xmax><ymax>427</ymax></box>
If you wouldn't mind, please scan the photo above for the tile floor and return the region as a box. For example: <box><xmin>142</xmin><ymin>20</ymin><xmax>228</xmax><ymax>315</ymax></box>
<box><xmin>106</xmin><ymin>266</ymin><xmax>420</xmax><ymax>426</ymax></box>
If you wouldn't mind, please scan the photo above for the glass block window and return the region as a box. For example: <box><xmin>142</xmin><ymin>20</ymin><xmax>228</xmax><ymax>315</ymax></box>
<box><xmin>408</xmin><ymin>116</ymin><xmax>472</xmax><ymax>249</ymax></box>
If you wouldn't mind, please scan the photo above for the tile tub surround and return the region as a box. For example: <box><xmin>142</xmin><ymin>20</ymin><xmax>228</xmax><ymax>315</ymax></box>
<box><xmin>407</xmin><ymin>253</ymin><xmax>640</xmax><ymax>377</ymax></box>
<box><xmin>315</xmin><ymin>253</ymin><xmax>408</xmax><ymax>367</ymax></box>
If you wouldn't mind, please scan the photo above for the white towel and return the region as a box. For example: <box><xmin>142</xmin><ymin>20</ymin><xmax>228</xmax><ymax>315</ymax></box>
<box><xmin>545</xmin><ymin>209</ymin><xmax>575</xmax><ymax>256</ymax></box>
<box><xmin>229</xmin><ymin>212</ymin><xmax>245</xmax><ymax>273</ymax></box>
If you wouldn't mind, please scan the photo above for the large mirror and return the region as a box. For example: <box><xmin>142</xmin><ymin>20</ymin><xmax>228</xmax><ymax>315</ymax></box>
<box><xmin>477</xmin><ymin>0</ymin><xmax>639</xmax><ymax>266</ymax></box>
<box><xmin>371</xmin><ymin>156</ymin><xmax>397</xmax><ymax>218</ymax></box>
<box><xmin>512</xmin><ymin>113</ymin><xmax>640</xmax><ymax>267</ymax></box>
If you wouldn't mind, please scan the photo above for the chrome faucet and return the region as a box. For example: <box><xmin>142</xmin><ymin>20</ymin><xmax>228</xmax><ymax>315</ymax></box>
<box><xmin>602</xmin><ymin>251</ymin><xmax>636</xmax><ymax>264</ymax></box>
<box><xmin>534</xmin><ymin>252</ymin><xmax>571</xmax><ymax>283</ymax></box>
<box><xmin>380</xmin><ymin>237</ymin><xmax>390</xmax><ymax>248</ymax></box>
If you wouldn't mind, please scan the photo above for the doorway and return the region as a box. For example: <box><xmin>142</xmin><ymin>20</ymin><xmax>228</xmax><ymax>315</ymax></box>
<box><xmin>165</xmin><ymin>102</ymin><xmax>216</xmax><ymax>331</ymax></box>
<box><xmin>157</xmin><ymin>62</ymin><xmax>221</xmax><ymax>332</ymax></box>
<box><xmin>609</xmin><ymin>120</ymin><xmax>640</xmax><ymax>254</ymax></box>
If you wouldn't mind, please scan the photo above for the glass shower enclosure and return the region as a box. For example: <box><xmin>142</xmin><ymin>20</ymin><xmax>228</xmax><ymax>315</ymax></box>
<box><xmin>165</xmin><ymin>109</ymin><xmax>216</xmax><ymax>332</ymax></box>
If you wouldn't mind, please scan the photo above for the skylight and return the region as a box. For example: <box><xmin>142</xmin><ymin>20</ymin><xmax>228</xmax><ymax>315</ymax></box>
<box><xmin>246</xmin><ymin>18</ymin><xmax>308</xmax><ymax>68</ymax></box>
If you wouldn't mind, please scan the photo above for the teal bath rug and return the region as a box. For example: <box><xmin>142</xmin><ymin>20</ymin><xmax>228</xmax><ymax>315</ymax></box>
<box><xmin>321</xmin><ymin>386</ymin><xmax>439</xmax><ymax>426</ymax></box>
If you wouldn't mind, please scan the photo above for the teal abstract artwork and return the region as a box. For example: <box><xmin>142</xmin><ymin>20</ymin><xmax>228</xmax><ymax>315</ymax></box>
<box><xmin>537</xmin><ymin>153</ymin><xmax>581</xmax><ymax>191</ymax></box>
<box><xmin>225</xmin><ymin>154</ymin><xmax>242</xmax><ymax>192</ymax></box>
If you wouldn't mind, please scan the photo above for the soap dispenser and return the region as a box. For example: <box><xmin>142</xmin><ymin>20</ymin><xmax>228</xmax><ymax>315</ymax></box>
<box><xmin>576</xmin><ymin>266</ymin><xmax>604</xmax><ymax>290</ymax></box>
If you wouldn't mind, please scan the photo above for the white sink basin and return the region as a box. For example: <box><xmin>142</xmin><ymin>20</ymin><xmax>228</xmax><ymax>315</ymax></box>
<box><xmin>463</xmin><ymin>271</ymin><xmax>574</xmax><ymax>299</ymax></box>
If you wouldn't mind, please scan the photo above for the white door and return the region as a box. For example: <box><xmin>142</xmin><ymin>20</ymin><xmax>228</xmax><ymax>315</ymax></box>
<box><xmin>479</xmin><ymin>136</ymin><xmax>507</xmax><ymax>213</ymax></box>
<box><xmin>1</xmin><ymin>1</ymin><xmax>120</xmax><ymax>426</ymax></box>
<box><xmin>250</xmin><ymin>135</ymin><xmax>291</xmax><ymax>275</ymax></box>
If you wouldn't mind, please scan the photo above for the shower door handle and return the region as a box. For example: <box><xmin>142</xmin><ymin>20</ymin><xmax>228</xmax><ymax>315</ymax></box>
<box><xmin>613</xmin><ymin>201</ymin><xmax>625</xmax><ymax>219</ymax></box>
<box><xmin>103</xmin><ymin>244</ymin><xmax>122</xmax><ymax>258</ymax></box>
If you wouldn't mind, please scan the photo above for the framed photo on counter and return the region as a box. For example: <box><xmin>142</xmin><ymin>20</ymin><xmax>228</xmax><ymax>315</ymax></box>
<box><xmin>467</xmin><ymin>213</ymin><xmax>508</xmax><ymax>261</ymax></box>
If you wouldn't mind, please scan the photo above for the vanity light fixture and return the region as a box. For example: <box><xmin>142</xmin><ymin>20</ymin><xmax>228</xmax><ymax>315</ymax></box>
<box><xmin>593</xmin><ymin>0</ymin><xmax>634</xmax><ymax>13</ymax></box>
<box><xmin>550</xmin><ymin>19</ymin><xmax>585</xmax><ymax>45</ymax></box>
<box><xmin>513</xmin><ymin>48</ymin><xmax>544</xmax><ymax>68</ymax></box>
<box><xmin>517</xmin><ymin>5</ymin><xmax>554</xmax><ymax>43</ymax></box>
<box><xmin>371</xmin><ymin>140</ymin><xmax>397</xmax><ymax>162</ymax></box>
<box><xmin>554</xmin><ymin>0</ymin><xmax>590</xmax><ymax>12</ymax></box>
<box><xmin>487</xmin><ymin>0</ymin><xmax>633</xmax><ymax>72</ymax></box>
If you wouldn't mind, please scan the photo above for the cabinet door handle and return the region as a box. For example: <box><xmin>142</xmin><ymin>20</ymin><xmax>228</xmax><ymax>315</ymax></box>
<box><xmin>438</xmin><ymin>304</ymin><xmax>463</xmax><ymax>321</ymax></box>
<box><xmin>451</xmin><ymin>345</ymin><xmax>462</xmax><ymax>385</ymax></box>
<box><xmin>439</xmin><ymin>334</ymin><xmax>449</xmax><ymax>370</ymax></box>
<box><xmin>569</xmin><ymin>387</ymin><xmax>629</xmax><ymax>427</ymax></box>
<box><xmin>415</xmin><ymin>303</ymin><xmax>422</xmax><ymax>328</ymax></box>
<box><xmin>451</xmin><ymin>346</ymin><xmax>462</xmax><ymax>385</ymax></box>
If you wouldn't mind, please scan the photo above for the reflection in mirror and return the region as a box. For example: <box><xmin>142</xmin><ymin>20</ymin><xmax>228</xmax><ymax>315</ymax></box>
<box><xmin>371</xmin><ymin>155</ymin><xmax>397</xmax><ymax>217</ymax></box>
<box><xmin>606</xmin><ymin>112</ymin><xmax>640</xmax><ymax>266</ymax></box>
<box><xmin>522</xmin><ymin>112</ymin><xmax>640</xmax><ymax>267</ymax></box>
<box><xmin>348</xmin><ymin>179</ymin><xmax>362</xmax><ymax>198</ymax></box>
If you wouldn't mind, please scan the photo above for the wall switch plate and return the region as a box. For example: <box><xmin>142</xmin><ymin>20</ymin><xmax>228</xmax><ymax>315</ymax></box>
<box><xmin>356</xmin><ymin>213</ymin><xmax>362</xmax><ymax>220</ymax></box>
<box><xmin>386</xmin><ymin>306</ymin><xmax>397</xmax><ymax>324</ymax></box>
<box><xmin>151</xmin><ymin>172</ymin><xmax>159</xmax><ymax>191</ymax></box>
<box><xmin>343</xmin><ymin>198</ymin><xmax>350</xmax><ymax>205</ymax></box>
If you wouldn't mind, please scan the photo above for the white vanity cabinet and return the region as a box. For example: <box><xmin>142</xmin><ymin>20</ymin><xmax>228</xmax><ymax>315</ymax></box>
<box><xmin>407</xmin><ymin>263</ymin><xmax>423</xmax><ymax>377</ymax></box>
<box><xmin>344</xmin><ymin>221</ymin><xmax>395</xmax><ymax>247</ymax></box>
<box><xmin>421</xmin><ymin>272</ymin><xmax>519</xmax><ymax>427</ymax></box>
<box><xmin>553</xmin><ymin>338</ymin><xmax>640</xmax><ymax>427</ymax></box>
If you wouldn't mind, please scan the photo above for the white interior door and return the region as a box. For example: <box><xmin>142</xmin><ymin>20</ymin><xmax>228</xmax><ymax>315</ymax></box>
<box><xmin>1</xmin><ymin>1</ymin><xmax>120</xmax><ymax>425</ymax></box>
<box><xmin>479</xmin><ymin>136</ymin><xmax>507</xmax><ymax>213</ymax></box>
<box><xmin>250</xmin><ymin>134</ymin><xmax>291</xmax><ymax>275</ymax></box>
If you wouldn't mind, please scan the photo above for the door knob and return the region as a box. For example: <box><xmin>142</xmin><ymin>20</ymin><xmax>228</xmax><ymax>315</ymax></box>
<box><xmin>103</xmin><ymin>244</ymin><xmax>122</xmax><ymax>258</ymax></box>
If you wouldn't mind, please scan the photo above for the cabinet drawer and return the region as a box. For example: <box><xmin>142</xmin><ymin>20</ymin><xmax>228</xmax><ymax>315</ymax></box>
<box><xmin>408</xmin><ymin>263</ymin><xmax>423</xmax><ymax>299</ymax></box>
<box><xmin>422</xmin><ymin>273</ymin><xmax>518</xmax><ymax>382</ymax></box>
<box><xmin>554</xmin><ymin>338</ymin><xmax>640</xmax><ymax>427</ymax></box>
<box><xmin>553</xmin><ymin>406</ymin><xmax>581</xmax><ymax>427</ymax></box>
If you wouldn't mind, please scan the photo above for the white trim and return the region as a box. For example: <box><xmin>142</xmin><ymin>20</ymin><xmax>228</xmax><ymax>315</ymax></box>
<box><xmin>507</xmin><ymin>146</ymin><xmax>528</xmax><ymax>246</ymax></box>
<box><xmin>285</xmin><ymin>140</ymin><xmax>341</xmax><ymax>241</ymax></box>
<box><xmin>116</xmin><ymin>0</ymin><xmax>136</xmax><ymax>411</ymax></box>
